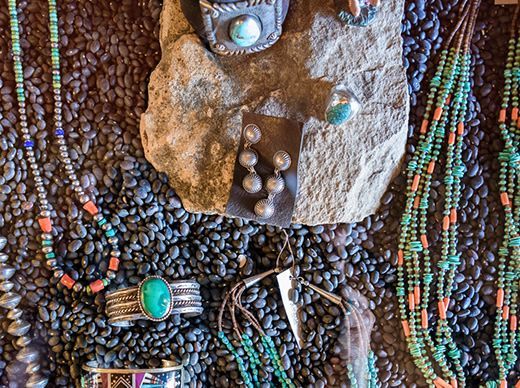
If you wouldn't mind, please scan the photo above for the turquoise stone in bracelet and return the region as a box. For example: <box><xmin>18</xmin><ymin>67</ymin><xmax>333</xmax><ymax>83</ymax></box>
<box><xmin>7</xmin><ymin>0</ymin><xmax>121</xmax><ymax>294</ymax></box>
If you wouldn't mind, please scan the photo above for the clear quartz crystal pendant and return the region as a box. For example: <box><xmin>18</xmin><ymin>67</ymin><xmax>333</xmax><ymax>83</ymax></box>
<box><xmin>325</xmin><ymin>85</ymin><xmax>361</xmax><ymax>126</ymax></box>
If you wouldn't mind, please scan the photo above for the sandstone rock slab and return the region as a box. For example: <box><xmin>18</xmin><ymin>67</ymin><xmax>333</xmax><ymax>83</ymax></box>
<box><xmin>140</xmin><ymin>0</ymin><xmax>409</xmax><ymax>225</ymax></box>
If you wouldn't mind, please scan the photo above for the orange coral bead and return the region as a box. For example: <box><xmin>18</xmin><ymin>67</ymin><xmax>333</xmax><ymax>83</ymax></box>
<box><xmin>448</xmin><ymin>132</ymin><xmax>456</xmax><ymax>145</ymax></box>
<box><xmin>433</xmin><ymin>107</ymin><xmax>443</xmax><ymax>120</ymax></box>
<box><xmin>411</xmin><ymin>175</ymin><xmax>421</xmax><ymax>191</ymax></box>
<box><xmin>38</xmin><ymin>217</ymin><xmax>52</xmax><ymax>233</ymax></box>
<box><xmin>510</xmin><ymin>315</ymin><xmax>517</xmax><ymax>331</ymax></box>
<box><xmin>60</xmin><ymin>274</ymin><xmax>75</xmax><ymax>289</ymax></box>
<box><xmin>89</xmin><ymin>279</ymin><xmax>105</xmax><ymax>294</ymax></box>
<box><xmin>420</xmin><ymin>234</ymin><xmax>429</xmax><ymax>249</ymax></box>
<box><xmin>397</xmin><ymin>250</ymin><xmax>404</xmax><ymax>266</ymax></box>
<box><xmin>499</xmin><ymin>109</ymin><xmax>506</xmax><ymax>123</ymax></box>
<box><xmin>451</xmin><ymin>379</ymin><xmax>458</xmax><ymax>388</ymax></box>
<box><xmin>502</xmin><ymin>305</ymin><xmax>510</xmax><ymax>320</ymax></box>
<box><xmin>427</xmin><ymin>161</ymin><xmax>435</xmax><ymax>174</ymax></box>
<box><xmin>408</xmin><ymin>292</ymin><xmax>415</xmax><ymax>311</ymax></box>
<box><xmin>83</xmin><ymin>200</ymin><xmax>99</xmax><ymax>215</ymax></box>
<box><xmin>497</xmin><ymin>288</ymin><xmax>504</xmax><ymax>308</ymax></box>
<box><xmin>450</xmin><ymin>208</ymin><xmax>457</xmax><ymax>224</ymax></box>
<box><xmin>413</xmin><ymin>196</ymin><xmax>421</xmax><ymax>209</ymax></box>
<box><xmin>420</xmin><ymin>119</ymin><xmax>429</xmax><ymax>134</ymax></box>
<box><xmin>442</xmin><ymin>216</ymin><xmax>450</xmax><ymax>231</ymax></box>
<box><xmin>500</xmin><ymin>380</ymin><xmax>507</xmax><ymax>388</ymax></box>
<box><xmin>457</xmin><ymin>122</ymin><xmax>464</xmax><ymax>135</ymax></box>
<box><xmin>109</xmin><ymin>257</ymin><xmax>120</xmax><ymax>271</ymax></box>
<box><xmin>414</xmin><ymin>286</ymin><xmax>420</xmax><ymax>305</ymax></box>
<box><xmin>438</xmin><ymin>300</ymin><xmax>446</xmax><ymax>320</ymax></box>
<box><xmin>433</xmin><ymin>377</ymin><xmax>452</xmax><ymax>388</ymax></box>
<box><xmin>401</xmin><ymin>320</ymin><xmax>410</xmax><ymax>337</ymax></box>
<box><xmin>421</xmin><ymin>309</ymin><xmax>428</xmax><ymax>329</ymax></box>
<box><xmin>501</xmin><ymin>192</ymin><xmax>510</xmax><ymax>206</ymax></box>
<box><xmin>512</xmin><ymin>107</ymin><xmax>518</xmax><ymax>120</ymax></box>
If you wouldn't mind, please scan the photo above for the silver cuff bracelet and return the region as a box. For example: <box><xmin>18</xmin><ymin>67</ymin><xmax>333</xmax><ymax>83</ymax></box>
<box><xmin>106</xmin><ymin>276</ymin><xmax>203</xmax><ymax>327</ymax></box>
<box><xmin>81</xmin><ymin>360</ymin><xmax>186</xmax><ymax>388</ymax></box>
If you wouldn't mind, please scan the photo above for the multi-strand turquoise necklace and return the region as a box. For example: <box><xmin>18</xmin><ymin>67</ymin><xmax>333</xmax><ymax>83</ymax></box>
<box><xmin>490</xmin><ymin>8</ymin><xmax>520</xmax><ymax>387</ymax></box>
<box><xmin>395</xmin><ymin>1</ymin><xmax>479</xmax><ymax>387</ymax></box>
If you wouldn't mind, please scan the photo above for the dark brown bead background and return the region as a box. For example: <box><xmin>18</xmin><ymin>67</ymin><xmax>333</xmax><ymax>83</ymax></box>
<box><xmin>0</xmin><ymin>0</ymin><xmax>517</xmax><ymax>387</ymax></box>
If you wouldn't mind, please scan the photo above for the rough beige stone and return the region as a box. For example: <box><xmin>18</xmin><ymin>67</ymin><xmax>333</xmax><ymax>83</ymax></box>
<box><xmin>141</xmin><ymin>0</ymin><xmax>409</xmax><ymax>225</ymax></box>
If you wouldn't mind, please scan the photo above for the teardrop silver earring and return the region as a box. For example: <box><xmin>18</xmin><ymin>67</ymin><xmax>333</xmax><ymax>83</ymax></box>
<box><xmin>239</xmin><ymin>124</ymin><xmax>262</xmax><ymax>194</ymax></box>
<box><xmin>254</xmin><ymin>150</ymin><xmax>291</xmax><ymax>219</ymax></box>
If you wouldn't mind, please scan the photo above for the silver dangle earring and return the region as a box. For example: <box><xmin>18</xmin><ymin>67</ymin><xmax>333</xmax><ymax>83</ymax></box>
<box><xmin>254</xmin><ymin>150</ymin><xmax>291</xmax><ymax>219</ymax></box>
<box><xmin>239</xmin><ymin>124</ymin><xmax>262</xmax><ymax>194</ymax></box>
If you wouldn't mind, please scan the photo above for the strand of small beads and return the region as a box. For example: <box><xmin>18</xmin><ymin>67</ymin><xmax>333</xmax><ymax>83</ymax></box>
<box><xmin>0</xmin><ymin>237</ymin><xmax>47</xmax><ymax>387</ymax></box>
<box><xmin>395</xmin><ymin>1</ymin><xmax>480</xmax><ymax>387</ymax></box>
<box><xmin>217</xmin><ymin>282</ymin><xmax>296</xmax><ymax>388</ymax></box>
<box><xmin>488</xmin><ymin>8</ymin><xmax>520</xmax><ymax>387</ymax></box>
<box><xmin>7</xmin><ymin>0</ymin><xmax>121</xmax><ymax>294</ymax></box>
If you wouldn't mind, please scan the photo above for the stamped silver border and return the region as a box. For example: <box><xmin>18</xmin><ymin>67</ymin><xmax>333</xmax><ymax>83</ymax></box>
<box><xmin>200</xmin><ymin>0</ymin><xmax>283</xmax><ymax>55</ymax></box>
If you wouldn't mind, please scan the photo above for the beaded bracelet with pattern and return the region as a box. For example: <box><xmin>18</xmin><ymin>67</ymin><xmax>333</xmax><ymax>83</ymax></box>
<box><xmin>7</xmin><ymin>0</ymin><xmax>120</xmax><ymax>294</ymax></box>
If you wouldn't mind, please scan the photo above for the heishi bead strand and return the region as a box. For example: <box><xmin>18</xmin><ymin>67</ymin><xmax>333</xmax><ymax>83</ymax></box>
<box><xmin>397</xmin><ymin>46</ymin><xmax>462</xmax><ymax>386</ymax></box>
<box><xmin>7</xmin><ymin>0</ymin><xmax>121</xmax><ymax>294</ymax></box>
<box><xmin>490</xmin><ymin>11</ymin><xmax>520</xmax><ymax>387</ymax></box>
<box><xmin>395</xmin><ymin>1</ymin><xmax>481</xmax><ymax>386</ymax></box>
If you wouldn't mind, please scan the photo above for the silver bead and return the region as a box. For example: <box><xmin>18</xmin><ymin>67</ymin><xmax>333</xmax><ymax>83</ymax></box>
<box><xmin>16</xmin><ymin>346</ymin><xmax>39</xmax><ymax>363</ymax></box>
<box><xmin>73</xmin><ymin>282</ymin><xmax>83</xmax><ymax>292</ymax></box>
<box><xmin>46</xmin><ymin>259</ymin><xmax>58</xmax><ymax>269</ymax></box>
<box><xmin>7</xmin><ymin>319</ymin><xmax>31</xmax><ymax>336</ymax></box>
<box><xmin>40</xmin><ymin>210</ymin><xmax>51</xmax><ymax>217</ymax></box>
<box><xmin>111</xmin><ymin>250</ymin><xmax>121</xmax><ymax>257</ymax></box>
<box><xmin>0</xmin><ymin>252</ymin><xmax>8</xmax><ymax>263</ymax></box>
<box><xmin>79</xmin><ymin>194</ymin><xmax>90</xmax><ymax>204</ymax></box>
<box><xmin>42</xmin><ymin>247</ymin><xmax>53</xmax><ymax>254</ymax></box>
<box><xmin>93</xmin><ymin>213</ymin><xmax>104</xmax><ymax>221</ymax></box>
<box><xmin>101</xmin><ymin>223</ymin><xmax>111</xmax><ymax>231</ymax></box>
<box><xmin>41</xmin><ymin>233</ymin><xmax>52</xmax><ymax>240</ymax></box>
<box><xmin>8</xmin><ymin>308</ymin><xmax>23</xmax><ymax>320</ymax></box>
<box><xmin>238</xmin><ymin>149</ymin><xmax>258</xmax><ymax>168</ymax></box>
<box><xmin>16</xmin><ymin>335</ymin><xmax>32</xmax><ymax>348</ymax></box>
<box><xmin>273</xmin><ymin>151</ymin><xmax>291</xmax><ymax>171</ymax></box>
<box><xmin>265</xmin><ymin>175</ymin><xmax>285</xmax><ymax>195</ymax></box>
<box><xmin>0</xmin><ymin>265</ymin><xmax>15</xmax><ymax>280</ymax></box>
<box><xmin>243</xmin><ymin>124</ymin><xmax>262</xmax><ymax>144</ymax></box>
<box><xmin>53</xmin><ymin>269</ymin><xmax>64</xmax><ymax>279</ymax></box>
<box><xmin>0</xmin><ymin>281</ymin><xmax>14</xmax><ymax>292</ymax></box>
<box><xmin>26</xmin><ymin>374</ymin><xmax>48</xmax><ymax>388</ymax></box>
<box><xmin>108</xmin><ymin>237</ymin><xmax>118</xmax><ymax>245</ymax></box>
<box><xmin>106</xmin><ymin>270</ymin><xmax>116</xmax><ymax>280</ymax></box>
<box><xmin>242</xmin><ymin>173</ymin><xmax>262</xmax><ymax>194</ymax></box>
<box><xmin>26</xmin><ymin>362</ymin><xmax>40</xmax><ymax>374</ymax></box>
<box><xmin>254</xmin><ymin>199</ymin><xmax>275</xmax><ymax>219</ymax></box>
<box><xmin>0</xmin><ymin>292</ymin><xmax>22</xmax><ymax>309</ymax></box>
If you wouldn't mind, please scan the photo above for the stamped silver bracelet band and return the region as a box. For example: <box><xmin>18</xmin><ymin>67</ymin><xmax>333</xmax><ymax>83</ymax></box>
<box><xmin>106</xmin><ymin>276</ymin><xmax>203</xmax><ymax>327</ymax></box>
<box><xmin>81</xmin><ymin>360</ymin><xmax>186</xmax><ymax>388</ymax></box>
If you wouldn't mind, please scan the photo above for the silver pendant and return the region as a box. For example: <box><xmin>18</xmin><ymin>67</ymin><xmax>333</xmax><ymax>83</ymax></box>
<box><xmin>277</xmin><ymin>268</ymin><xmax>304</xmax><ymax>349</ymax></box>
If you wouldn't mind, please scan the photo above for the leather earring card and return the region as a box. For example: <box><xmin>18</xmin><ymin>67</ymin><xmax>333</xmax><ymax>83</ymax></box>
<box><xmin>225</xmin><ymin>112</ymin><xmax>303</xmax><ymax>228</ymax></box>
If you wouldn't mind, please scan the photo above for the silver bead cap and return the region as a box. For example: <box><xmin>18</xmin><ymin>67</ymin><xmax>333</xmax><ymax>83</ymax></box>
<box><xmin>273</xmin><ymin>150</ymin><xmax>291</xmax><ymax>171</ymax></box>
<box><xmin>239</xmin><ymin>148</ymin><xmax>259</xmax><ymax>168</ymax></box>
<box><xmin>242</xmin><ymin>173</ymin><xmax>263</xmax><ymax>194</ymax></box>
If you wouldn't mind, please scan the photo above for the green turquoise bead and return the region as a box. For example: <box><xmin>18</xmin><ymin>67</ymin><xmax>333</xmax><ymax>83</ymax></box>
<box><xmin>229</xmin><ymin>14</ymin><xmax>262</xmax><ymax>47</ymax></box>
<box><xmin>139</xmin><ymin>277</ymin><xmax>172</xmax><ymax>319</ymax></box>
<box><xmin>326</xmin><ymin>103</ymin><xmax>352</xmax><ymax>125</ymax></box>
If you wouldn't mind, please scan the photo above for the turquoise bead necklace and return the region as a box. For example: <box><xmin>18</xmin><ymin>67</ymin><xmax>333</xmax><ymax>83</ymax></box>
<box><xmin>217</xmin><ymin>268</ymin><xmax>295</xmax><ymax>388</ymax></box>
<box><xmin>488</xmin><ymin>7</ymin><xmax>520</xmax><ymax>387</ymax></box>
<box><xmin>7</xmin><ymin>0</ymin><xmax>121</xmax><ymax>294</ymax></box>
<box><xmin>395</xmin><ymin>1</ymin><xmax>481</xmax><ymax>387</ymax></box>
